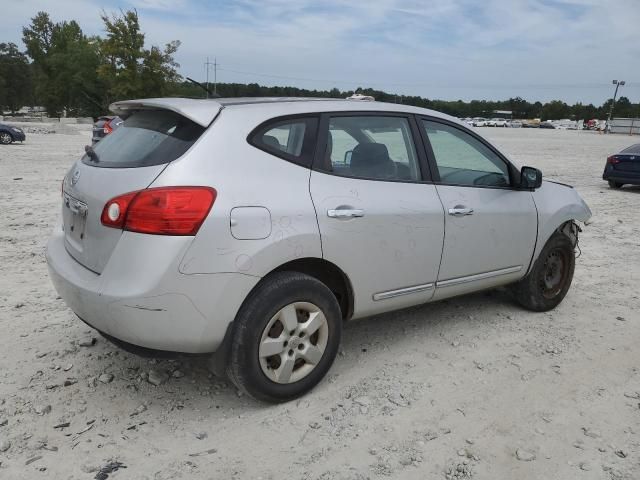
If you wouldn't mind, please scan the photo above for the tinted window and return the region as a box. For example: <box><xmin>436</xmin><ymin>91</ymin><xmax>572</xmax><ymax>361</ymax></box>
<box><xmin>259</xmin><ymin>121</ymin><xmax>306</xmax><ymax>157</ymax></box>
<box><xmin>621</xmin><ymin>144</ymin><xmax>640</xmax><ymax>155</ymax></box>
<box><xmin>84</xmin><ymin>110</ymin><xmax>204</xmax><ymax>168</ymax></box>
<box><xmin>324</xmin><ymin>116</ymin><xmax>420</xmax><ymax>181</ymax></box>
<box><xmin>422</xmin><ymin>120</ymin><xmax>510</xmax><ymax>187</ymax></box>
<box><xmin>250</xmin><ymin>117</ymin><xmax>318</xmax><ymax>167</ymax></box>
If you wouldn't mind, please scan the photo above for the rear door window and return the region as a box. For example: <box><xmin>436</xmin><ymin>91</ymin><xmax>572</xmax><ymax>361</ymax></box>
<box><xmin>322</xmin><ymin>115</ymin><xmax>420</xmax><ymax>181</ymax></box>
<box><xmin>85</xmin><ymin>110</ymin><xmax>205</xmax><ymax>168</ymax></box>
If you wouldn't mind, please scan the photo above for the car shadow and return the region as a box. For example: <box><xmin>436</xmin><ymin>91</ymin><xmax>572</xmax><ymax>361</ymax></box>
<box><xmin>616</xmin><ymin>185</ymin><xmax>640</xmax><ymax>194</ymax></box>
<box><xmin>74</xmin><ymin>288</ymin><xmax>519</xmax><ymax>413</ymax></box>
<box><xmin>149</xmin><ymin>287</ymin><xmax>519</xmax><ymax>408</ymax></box>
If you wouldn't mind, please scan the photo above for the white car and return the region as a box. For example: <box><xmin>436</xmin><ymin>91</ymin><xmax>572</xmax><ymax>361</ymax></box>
<box><xmin>490</xmin><ymin>118</ymin><xmax>509</xmax><ymax>127</ymax></box>
<box><xmin>46</xmin><ymin>97</ymin><xmax>592</xmax><ymax>402</ymax></box>
<box><xmin>472</xmin><ymin>117</ymin><xmax>488</xmax><ymax>127</ymax></box>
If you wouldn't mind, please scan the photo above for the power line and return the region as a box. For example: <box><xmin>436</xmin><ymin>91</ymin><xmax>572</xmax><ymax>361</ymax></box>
<box><xmin>216</xmin><ymin>66</ymin><xmax>638</xmax><ymax>91</ymax></box>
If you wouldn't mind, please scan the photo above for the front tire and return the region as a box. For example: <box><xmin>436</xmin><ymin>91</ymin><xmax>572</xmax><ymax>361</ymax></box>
<box><xmin>0</xmin><ymin>132</ymin><xmax>13</xmax><ymax>145</ymax></box>
<box><xmin>512</xmin><ymin>232</ymin><xmax>575</xmax><ymax>312</ymax></box>
<box><xmin>608</xmin><ymin>180</ymin><xmax>623</xmax><ymax>189</ymax></box>
<box><xmin>227</xmin><ymin>271</ymin><xmax>342</xmax><ymax>403</ymax></box>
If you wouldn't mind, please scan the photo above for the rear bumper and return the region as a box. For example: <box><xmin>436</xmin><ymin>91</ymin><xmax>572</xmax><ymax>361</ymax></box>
<box><xmin>603</xmin><ymin>168</ymin><xmax>640</xmax><ymax>185</ymax></box>
<box><xmin>46</xmin><ymin>229</ymin><xmax>259</xmax><ymax>353</ymax></box>
<box><xmin>602</xmin><ymin>163</ymin><xmax>640</xmax><ymax>185</ymax></box>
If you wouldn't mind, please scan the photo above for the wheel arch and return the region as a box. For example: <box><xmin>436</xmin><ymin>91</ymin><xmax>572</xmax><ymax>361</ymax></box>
<box><xmin>209</xmin><ymin>257</ymin><xmax>353</xmax><ymax>378</ymax></box>
<box><xmin>529</xmin><ymin>181</ymin><xmax>591</xmax><ymax>274</ymax></box>
<box><xmin>528</xmin><ymin>217</ymin><xmax>580</xmax><ymax>275</ymax></box>
<box><xmin>269</xmin><ymin>257</ymin><xmax>354</xmax><ymax>321</ymax></box>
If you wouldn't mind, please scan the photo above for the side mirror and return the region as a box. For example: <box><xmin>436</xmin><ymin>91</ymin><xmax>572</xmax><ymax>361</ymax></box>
<box><xmin>520</xmin><ymin>166</ymin><xmax>542</xmax><ymax>190</ymax></box>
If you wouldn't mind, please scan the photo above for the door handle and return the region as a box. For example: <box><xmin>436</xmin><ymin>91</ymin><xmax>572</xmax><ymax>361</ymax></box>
<box><xmin>327</xmin><ymin>208</ymin><xmax>365</xmax><ymax>219</ymax></box>
<box><xmin>448</xmin><ymin>205</ymin><xmax>474</xmax><ymax>216</ymax></box>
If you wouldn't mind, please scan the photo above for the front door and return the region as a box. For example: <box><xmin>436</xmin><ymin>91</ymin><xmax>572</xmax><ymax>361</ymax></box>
<box><xmin>309</xmin><ymin>114</ymin><xmax>445</xmax><ymax>318</ymax></box>
<box><xmin>418</xmin><ymin>119</ymin><xmax>538</xmax><ymax>300</ymax></box>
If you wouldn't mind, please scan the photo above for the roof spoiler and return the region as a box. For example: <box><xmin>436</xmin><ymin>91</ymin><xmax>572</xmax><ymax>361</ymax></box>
<box><xmin>109</xmin><ymin>98</ymin><xmax>223</xmax><ymax>127</ymax></box>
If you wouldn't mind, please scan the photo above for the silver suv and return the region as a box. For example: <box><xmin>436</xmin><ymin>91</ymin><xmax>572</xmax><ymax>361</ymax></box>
<box><xmin>46</xmin><ymin>97</ymin><xmax>592</xmax><ymax>402</ymax></box>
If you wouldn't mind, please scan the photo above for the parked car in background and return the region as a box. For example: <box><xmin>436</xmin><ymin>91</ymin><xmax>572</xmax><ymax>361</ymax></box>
<box><xmin>555</xmin><ymin>119</ymin><xmax>578</xmax><ymax>130</ymax></box>
<box><xmin>461</xmin><ymin>118</ymin><xmax>474</xmax><ymax>128</ymax></box>
<box><xmin>0</xmin><ymin>122</ymin><xmax>26</xmax><ymax>144</ymax></box>
<box><xmin>47</xmin><ymin>97</ymin><xmax>592</xmax><ymax>402</ymax></box>
<box><xmin>509</xmin><ymin>120</ymin><xmax>523</xmax><ymax>128</ymax></box>
<box><xmin>472</xmin><ymin>117</ymin><xmax>488</xmax><ymax>127</ymax></box>
<box><xmin>92</xmin><ymin>116</ymin><xmax>123</xmax><ymax>144</ymax></box>
<box><xmin>603</xmin><ymin>144</ymin><xmax>640</xmax><ymax>189</ymax></box>
<box><xmin>487</xmin><ymin>118</ymin><xmax>509</xmax><ymax>127</ymax></box>
<box><xmin>539</xmin><ymin>122</ymin><xmax>556</xmax><ymax>129</ymax></box>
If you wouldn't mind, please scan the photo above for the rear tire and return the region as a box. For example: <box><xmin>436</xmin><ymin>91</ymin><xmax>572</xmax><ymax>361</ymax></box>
<box><xmin>608</xmin><ymin>180</ymin><xmax>623</xmax><ymax>189</ymax></box>
<box><xmin>0</xmin><ymin>132</ymin><xmax>13</xmax><ymax>145</ymax></box>
<box><xmin>227</xmin><ymin>271</ymin><xmax>342</xmax><ymax>403</ymax></box>
<box><xmin>512</xmin><ymin>232</ymin><xmax>575</xmax><ymax>312</ymax></box>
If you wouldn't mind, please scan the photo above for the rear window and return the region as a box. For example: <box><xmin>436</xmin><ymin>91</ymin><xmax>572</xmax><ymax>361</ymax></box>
<box><xmin>84</xmin><ymin>110</ymin><xmax>205</xmax><ymax>168</ymax></box>
<box><xmin>621</xmin><ymin>144</ymin><xmax>640</xmax><ymax>155</ymax></box>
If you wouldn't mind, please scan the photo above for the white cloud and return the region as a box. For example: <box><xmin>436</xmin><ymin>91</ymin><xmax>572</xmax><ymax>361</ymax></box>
<box><xmin>1</xmin><ymin>0</ymin><xmax>639</xmax><ymax>103</ymax></box>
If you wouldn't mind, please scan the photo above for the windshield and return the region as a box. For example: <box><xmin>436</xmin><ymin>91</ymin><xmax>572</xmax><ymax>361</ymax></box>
<box><xmin>84</xmin><ymin>109</ymin><xmax>205</xmax><ymax>168</ymax></box>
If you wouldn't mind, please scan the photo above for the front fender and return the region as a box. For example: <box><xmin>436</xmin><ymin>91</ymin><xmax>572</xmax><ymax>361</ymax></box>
<box><xmin>530</xmin><ymin>180</ymin><xmax>592</xmax><ymax>271</ymax></box>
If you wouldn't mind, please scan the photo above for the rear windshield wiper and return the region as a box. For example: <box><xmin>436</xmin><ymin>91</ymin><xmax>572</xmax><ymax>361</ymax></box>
<box><xmin>84</xmin><ymin>145</ymin><xmax>99</xmax><ymax>162</ymax></box>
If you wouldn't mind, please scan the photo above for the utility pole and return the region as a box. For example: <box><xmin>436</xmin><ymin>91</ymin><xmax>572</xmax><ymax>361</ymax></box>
<box><xmin>606</xmin><ymin>79</ymin><xmax>625</xmax><ymax>133</ymax></box>
<box><xmin>204</xmin><ymin>57</ymin><xmax>219</xmax><ymax>98</ymax></box>
<box><xmin>204</xmin><ymin>57</ymin><xmax>213</xmax><ymax>98</ymax></box>
<box><xmin>213</xmin><ymin>57</ymin><xmax>218</xmax><ymax>96</ymax></box>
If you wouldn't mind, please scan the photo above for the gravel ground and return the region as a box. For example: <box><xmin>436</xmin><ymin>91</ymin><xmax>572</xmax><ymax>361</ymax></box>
<box><xmin>0</xmin><ymin>126</ymin><xmax>639</xmax><ymax>479</ymax></box>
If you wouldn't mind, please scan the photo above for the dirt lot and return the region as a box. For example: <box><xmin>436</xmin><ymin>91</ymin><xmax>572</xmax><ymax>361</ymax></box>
<box><xmin>1</xmin><ymin>125</ymin><xmax>639</xmax><ymax>479</ymax></box>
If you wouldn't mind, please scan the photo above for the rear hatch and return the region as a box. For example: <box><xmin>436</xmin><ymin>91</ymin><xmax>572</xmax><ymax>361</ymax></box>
<box><xmin>62</xmin><ymin>101</ymin><xmax>219</xmax><ymax>273</ymax></box>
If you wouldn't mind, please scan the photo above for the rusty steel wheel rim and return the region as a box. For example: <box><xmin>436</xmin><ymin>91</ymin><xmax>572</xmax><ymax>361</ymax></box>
<box><xmin>539</xmin><ymin>247</ymin><xmax>569</xmax><ymax>299</ymax></box>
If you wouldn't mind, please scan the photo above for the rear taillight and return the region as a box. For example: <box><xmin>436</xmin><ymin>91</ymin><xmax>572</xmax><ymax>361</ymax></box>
<box><xmin>101</xmin><ymin>187</ymin><xmax>216</xmax><ymax>235</ymax></box>
<box><xmin>607</xmin><ymin>155</ymin><xmax>620</xmax><ymax>165</ymax></box>
<box><xmin>103</xmin><ymin>120</ymin><xmax>113</xmax><ymax>135</ymax></box>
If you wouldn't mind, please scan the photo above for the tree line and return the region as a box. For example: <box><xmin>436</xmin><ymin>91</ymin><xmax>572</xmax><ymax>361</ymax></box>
<box><xmin>1</xmin><ymin>9</ymin><xmax>638</xmax><ymax>120</ymax></box>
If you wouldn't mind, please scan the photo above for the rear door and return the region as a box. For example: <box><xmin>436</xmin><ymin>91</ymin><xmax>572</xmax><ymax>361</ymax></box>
<box><xmin>418</xmin><ymin>119</ymin><xmax>537</xmax><ymax>299</ymax></box>
<box><xmin>309</xmin><ymin>113</ymin><xmax>445</xmax><ymax>318</ymax></box>
<box><xmin>62</xmin><ymin>109</ymin><xmax>207</xmax><ymax>273</ymax></box>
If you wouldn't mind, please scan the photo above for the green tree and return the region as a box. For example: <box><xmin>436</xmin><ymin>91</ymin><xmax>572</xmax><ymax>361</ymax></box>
<box><xmin>540</xmin><ymin>100</ymin><xmax>570</xmax><ymax>120</ymax></box>
<box><xmin>141</xmin><ymin>41</ymin><xmax>181</xmax><ymax>97</ymax></box>
<box><xmin>98</xmin><ymin>9</ymin><xmax>181</xmax><ymax>103</ymax></box>
<box><xmin>0</xmin><ymin>43</ymin><xmax>33</xmax><ymax>112</ymax></box>
<box><xmin>22</xmin><ymin>12</ymin><xmax>102</xmax><ymax>116</ymax></box>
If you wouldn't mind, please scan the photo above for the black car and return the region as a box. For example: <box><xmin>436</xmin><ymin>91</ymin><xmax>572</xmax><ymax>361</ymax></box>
<box><xmin>603</xmin><ymin>144</ymin><xmax>640</xmax><ymax>189</ymax></box>
<box><xmin>0</xmin><ymin>122</ymin><xmax>26</xmax><ymax>144</ymax></box>
<box><xmin>539</xmin><ymin>122</ymin><xmax>556</xmax><ymax>129</ymax></box>
<box><xmin>92</xmin><ymin>115</ymin><xmax>123</xmax><ymax>144</ymax></box>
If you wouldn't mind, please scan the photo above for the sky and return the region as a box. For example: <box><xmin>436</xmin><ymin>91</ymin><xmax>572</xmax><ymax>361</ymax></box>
<box><xmin>1</xmin><ymin>0</ymin><xmax>639</xmax><ymax>104</ymax></box>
